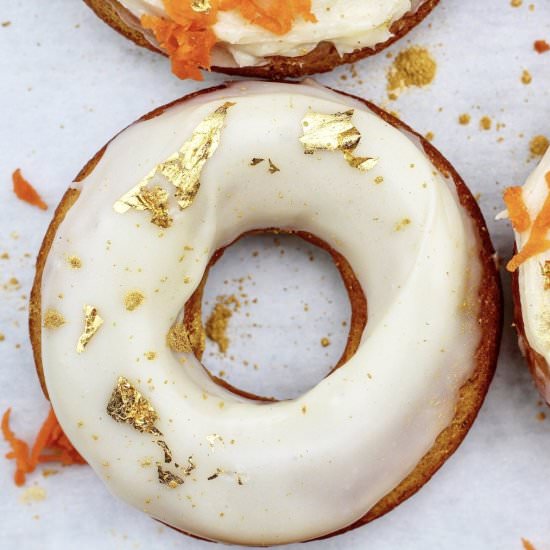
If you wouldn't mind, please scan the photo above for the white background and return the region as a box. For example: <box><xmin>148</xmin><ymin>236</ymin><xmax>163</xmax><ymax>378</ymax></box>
<box><xmin>1</xmin><ymin>1</ymin><xmax>550</xmax><ymax>548</ymax></box>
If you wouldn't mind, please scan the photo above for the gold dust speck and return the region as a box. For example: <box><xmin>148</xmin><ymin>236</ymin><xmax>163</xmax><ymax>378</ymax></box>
<box><xmin>394</xmin><ymin>218</ymin><xmax>411</xmax><ymax>231</ymax></box>
<box><xmin>67</xmin><ymin>255</ymin><xmax>82</xmax><ymax>269</ymax></box>
<box><xmin>144</xmin><ymin>351</ymin><xmax>157</xmax><ymax>360</ymax></box>
<box><xmin>166</xmin><ymin>322</ymin><xmax>193</xmax><ymax>353</ymax></box>
<box><xmin>118</xmin><ymin>102</ymin><xmax>235</xmax><ymax>213</ymax></box>
<box><xmin>76</xmin><ymin>305</ymin><xmax>104</xmax><ymax>353</ymax></box>
<box><xmin>106</xmin><ymin>376</ymin><xmax>160</xmax><ymax>434</ymax></box>
<box><xmin>320</xmin><ymin>337</ymin><xmax>330</xmax><ymax>347</ymax></box>
<box><xmin>300</xmin><ymin>110</ymin><xmax>378</xmax><ymax>172</ymax></box>
<box><xmin>124</xmin><ymin>290</ymin><xmax>145</xmax><ymax>311</ymax></box>
<box><xmin>43</xmin><ymin>308</ymin><xmax>65</xmax><ymax>329</ymax></box>
<box><xmin>374</xmin><ymin>176</ymin><xmax>384</xmax><ymax>184</ymax></box>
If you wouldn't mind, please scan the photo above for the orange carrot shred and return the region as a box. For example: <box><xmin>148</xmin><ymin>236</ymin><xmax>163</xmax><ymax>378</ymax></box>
<box><xmin>143</xmin><ymin>0</ymin><xmax>316</xmax><ymax>80</ymax></box>
<box><xmin>507</xmin><ymin>173</ymin><xmax>550</xmax><ymax>272</ymax></box>
<box><xmin>503</xmin><ymin>186</ymin><xmax>531</xmax><ymax>232</ymax></box>
<box><xmin>2</xmin><ymin>407</ymin><xmax>85</xmax><ymax>486</ymax></box>
<box><xmin>534</xmin><ymin>40</ymin><xmax>550</xmax><ymax>54</ymax></box>
<box><xmin>12</xmin><ymin>169</ymin><xmax>48</xmax><ymax>210</ymax></box>
<box><xmin>522</xmin><ymin>538</ymin><xmax>537</xmax><ymax>550</ymax></box>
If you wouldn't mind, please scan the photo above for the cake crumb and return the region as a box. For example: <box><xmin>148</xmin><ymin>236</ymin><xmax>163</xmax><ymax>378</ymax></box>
<box><xmin>124</xmin><ymin>290</ymin><xmax>145</xmax><ymax>311</ymax></box>
<box><xmin>67</xmin><ymin>255</ymin><xmax>82</xmax><ymax>269</ymax></box>
<box><xmin>510</xmin><ymin>0</ymin><xmax>522</xmax><ymax>6</ymax></box>
<box><xmin>394</xmin><ymin>218</ymin><xmax>412</xmax><ymax>231</ymax></box>
<box><xmin>205</xmin><ymin>295</ymin><xmax>240</xmax><ymax>353</ymax></box>
<box><xmin>458</xmin><ymin>113</ymin><xmax>471</xmax><ymax>125</ymax></box>
<box><xmin>0</xmin><ymin>333</ymin><xmax>4</xmax><ymax>342</ymax></box>
<box><xmin>425</xmin><ymin>132</ymin><xmax>434</xmax><ymax>142</ymax></box>
<box><xmin>43</xmin><ymin>309</ymin><xmax>65</xmax><ymax>329</ymax></box>
<box><xmin>386</xmin><ymin>46</ymin><xmax>436</xmax><ymax>98</ymax></box>
<box><xmin>521</xmin><ymin>69</ymin><xmax>532</xmax><ymax>85</ymax></box>
<box><xmin>20</xmin><ymin>486</ymin><xmax>47</xmax><ymax>504</ymax></box>
<box><xmin>480</xmin><ymin>116</ymin><xmax>492</xmax><ymax>131</ymax></box>
<box><xmin>536</xmin><ymin>411</ymin><xmax>546</xmax><ymax>421</ymax></box>
<box><xmin>320</xmin><ymin>337</ymin><xmax>331</xmax><ymax>347</ymax></box>
<box><xmin>529</xmin><ymin>135</ymin><xmax>549</xmax><ymax>157</ymax></box>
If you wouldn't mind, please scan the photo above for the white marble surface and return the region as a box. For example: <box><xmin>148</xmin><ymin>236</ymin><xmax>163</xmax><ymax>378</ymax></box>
<box><xmin>0</xmin><ymin>0</ymin><xmax>549</xmax><ymax>548</ymax></box>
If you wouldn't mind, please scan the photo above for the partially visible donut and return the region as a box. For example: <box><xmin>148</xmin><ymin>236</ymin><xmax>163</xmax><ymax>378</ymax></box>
<box><xmin>504</xmin><ymin>148</ymin><xmax>550</xmax><ymax>404</ymax></box>
<box><xmin>82</xmin><ymin>0</ymin><xmax>440</xmax><ymax>79</ymax></box>
<box><xmin>30</xmin><ymin>81</ymin><xmax>501</xmax><ymax>545</ymax></box>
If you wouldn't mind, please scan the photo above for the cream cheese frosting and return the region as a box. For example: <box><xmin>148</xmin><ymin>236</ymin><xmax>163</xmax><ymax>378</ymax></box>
<box><xmin>510</xmin><ymin>148</ymin><xmax>550</xmax><ymax>403</ymax></box>
<box><xmin>40</xmin><ymin>81</ymin><xmax>483</xmax><ymax>545</ymax></box>
<box><xmin>117</xmin><ymin>0</ymin><xmax>417</xmax><ymax>67</ymax></box>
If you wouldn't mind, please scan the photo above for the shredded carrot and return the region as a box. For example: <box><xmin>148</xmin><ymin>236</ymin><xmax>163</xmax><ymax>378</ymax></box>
<box><xmin>2</xmin><ymin>407</ymin><xmax>85</xmax><ymax>486</ymax></box>
<box><xmin>522</xmin><ymin>538</ymin><xmax>537</xmax><ymax>550</ymax></box>
<box><xmin>504</xmin><ymin>186</ymin><xmax>531</xmax><ymax>232</ymax></box>
<box><xmin>12</xmin><ymin>169</ymin><xmax>47</xmax><ymax>210</ymax></box>
<box><xmin>142</xmin><ymin>0</ymin><xmax>316</xmax><ymax>80</ymax></box>
<box><xmin>508</xmin><ymin>172</ymin><xmax>550</xmax><ymax>272</ymax></box>
<box><xmin>534</xmin><ymin>40</ymin><xmax>550</xmax><ymax>54</ymax></box>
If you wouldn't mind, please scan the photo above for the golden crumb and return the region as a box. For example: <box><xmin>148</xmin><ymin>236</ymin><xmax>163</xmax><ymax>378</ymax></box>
<box><xmin>480</xmin><ymin>116</ymin><xmax>492</xmax><ymax>131</ymax></box>
<box><xmin>20</xmin><ymin>486</ymin><xmax>47</xmax><ymax>504</ymax></box>
<box><xmin>529</xmin><ymin>135</ymin><xmax>549</xmax><ymax>157</ymax></box>
<box><xmin>301</xmin><ymin>405</ymin><xmax>307</xmax><ymax>415</ymax></box>
<box><xmin>166</xmin><ymin>323</ymin><xmax>193</xmax><ymax>352</ymax></box>
<box><xmin>1</xmin><ymin>252</ymin><xmax>9</xmax><ymax>259</ymax></box>
<box><xmin>144</xmin><ymin>351</ymin><xmax>157</xmax><ymax>360</ymax></box>
<box><xmin>425</xmin><ymin>132</ymin><xmax>434</xmax><ymax>142</ymax></box>
<box><xmin>67</xmin><ymin>255</ymin><xmax>82</xmax><ymax>269</ymax></box>
<box><xmin>386</xmin><ymin>46</ymin><xmax>436</xmax><ymax>98</ymax></box>
<box><xmin>521</xmin><ymin>69</ymin><xmax>532</xmax><ymax>84</ymax></box>
<box><xmin>510</xmin><ymin>0</ymin><xmax>522</xmax><ymax>5</ymax></box>
<box><xmin>41</xmin><ymin>469</ymin><xmax>58</xmax><ymax>477</ymax></box>
<box><xmin>43</xmin><ymin>308</ymin><xmax>65</xmax><ymax>329</ymax></box>
<box><xmin>206</xmin><ymin>304</ymin><xmax>232</xmax><ymax>353</ymax></box>
<box><xmin>394</xmin><ymin>218</ymin><xmax>412</xmax><ymax>231</ymax></box>
<box><xmin>124</xmin><ymin>290</ymin><xmax>145</xmax><ymax>311</ymax></box>
<box><xmin>536</xmin><ymin>411</ymin><xmax>546</xmax><ymax>421</ymax></box>
<box><xmin>320</xmin><ymin>337</ymin><xmax>331</xmax><ymax>347</ymax></box>
<box><xmin>0</xmin><ymin>333</ymin><xmax>4</xmax><ymax>342</ymax></box>
<box><xmin>458</xmin><ymin>113</ymin><xmax>471</xmax><ymax>125</ymax></box>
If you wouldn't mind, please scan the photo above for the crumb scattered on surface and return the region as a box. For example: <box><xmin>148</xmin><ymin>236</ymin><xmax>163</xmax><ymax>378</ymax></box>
<box><xmin>124</xmin><ymin>290</ymin><xmax>145</xmax><ymax>311</ymax></box>
<box><xmin>529</xmin><ymin>135</ymin><xmax>549</xmax><ymax>157</ymax></box>
<box><xmin>521</xmin><ymin>69</ymin><xmax>532</xmax><ymax>84</ymax></box>
<box><xmin>0</xmin><ymin>333</ymin><xmax>4</xmax><ymax>342</ymax></box>
<box><xmin>536</xmin><ymin>411</ymin><xmax>546</xmax><ymax>421</ymax></box>
<box><xmin>386</xmin><ymin>46</ymin><xmax>436</xmax><ymax>99</ymax></box>
<box><xmin>510</xmin><ymin>0</ymin><xmax>522</xmax><ymax>6</ymax></box>
<box><xmin>206</xmin><ymin>295</ymin><xmax>240</xmax><ymax>353</ymax></box>
<box><xmin>534</xmin><ymin>40</ymin><xmax>550</xmax><ymax>53</ymax></box>
<box><xmin>144</xmin><ymin>351</ymin><xmax>156</xmax><ymax>360</ymax></box>
<box><xmin>394</xmin><ymin>218</ymin><xmax>411</xmax><ymax>231</ymax></box>
<box><xmin>320</xmin><ymin>337</ymin><xmax>330</xmax><ymax>348</ymax></box>
<box><xmin>43</xmin><ymin>309</ymin><xmax>65</xmax><ymax>329</ymax></box>
<box><xmin>480</xmin><ymin>116</ymin><xmax>492</xmax><ymax>131</ymax></box>
<box><xmin>67</xmin><ymin>255</ymin><xmax>82</xmax><ymax>269</ymax></box>
<box><xmin>42</xmin><ymin>469</ymin><xmax>58</xmax><ymax>477</ymax></box>
<box><xmin>425</xmin><ymin>132</ymin><xmax>434</xmax><ymax>142</ymax></box>
<box><xmin>1</xmin><ymin>21</ymin><xmax>11</xmax><ymax>27</ymax></box>
<box><xmin>20</xmin><ymin>486</ymin><xmax>46</xmax><ymax>504</ymax></box>
<box><xmin>458</xmin><ymin>113</ymin><xmax>471</xmax><ymax>125</ymax></box>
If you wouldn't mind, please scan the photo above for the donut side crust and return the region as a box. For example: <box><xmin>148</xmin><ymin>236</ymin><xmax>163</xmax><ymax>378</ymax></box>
<box><xmin>29</xmin><ymin>83</ymin><xmax>502</xmax><ymax>541</ymax></box>
<box><xmin>82</xmin><ymin>0</ymin><xmax>440</xmax><ymax>78</ymax></box>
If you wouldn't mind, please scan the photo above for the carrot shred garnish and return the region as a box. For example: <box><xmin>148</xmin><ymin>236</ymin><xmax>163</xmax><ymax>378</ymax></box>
<box><xmin>2</xmin><ymin>407</ymin><xmax>85</xmax><ymax>486</ymax></box>
<box><xmin>534</xmin><ymin>40</ymin><xmax>550</xmax><ymax>54</ymax></box>
<box><xmin>522</xmin><ymin>538</ymin><xmax>537</xmax><ymax>550</ymax></box>
<box><xmin>503</xmin><ymin>186</ymin><xmax>531</xmax><ymax>232</ymax></box>
<box><xmin>142</xmin><ymin>0</ymin><xmax>316</xmax><ymax>80</ymax></box>
<box><xmin>507</xmin><ymin>173</ymin><xmax>550</xmax><ymax>272</ymax></box>
<box><xmin>12</xmin><ymin>169</ymin><xmax>48</xmax><ymax>210</ymax></box>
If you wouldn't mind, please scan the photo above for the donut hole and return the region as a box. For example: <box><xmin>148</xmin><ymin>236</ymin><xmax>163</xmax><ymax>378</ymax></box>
<box><xmin>193</xmin><ymin>232</ymin><xmax>366</xmax><ymax>401</ymax></box>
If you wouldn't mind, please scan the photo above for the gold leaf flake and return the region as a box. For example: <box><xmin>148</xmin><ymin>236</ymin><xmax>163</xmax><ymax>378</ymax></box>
<box><xmin>206</xmin><ymin>433</ymin><xmax>224</xmax><ymax>449</ymax></box>
<box><xmin>106</xmin><ymin>376</ymin><xmax>160</xmax><ymax>434</ymax></box>
<box><xmin>299</xmin><ymin>110</ymin><xmax>378</xmax><ymax>172</ymax></box>
<box><xmin>157</xmin><ymin>465</ymin><xmax>184</xmax><ymax>488</ymax></box>
<box><xmin>76</xmin><ymin>305</ymin><xmax>104</xmax><ymax>353</ymax></box>
<box><xmin>182</xmin><ymin>456</ymin><xmax>196</xmax><ymax>476</ymax></box>
<box><xmin>394</xmin><ymin>218</ymin><xmax>412</xmax><ymax>231</ymax></box>
<box><xmin>250</xmin><ymin>158</ymin><xmax>264</xmax><ymax>166</ymax></box>
<box><xmin>43</xmin><ymin>308</ymin><xmax>65</xmax><ymax>329</ymax></box>
<box><xmin>166</xmin><ymin>322</ymin><xmax>193</xmax><ymax>353</ymax></box>
<box><xmin>541</xmin><ymin>261</ymin><xmax>550</xmax><ymax>290</ymax></box>
<box><xmin>124</xmin><ymin>290</ymin><xmax>145</xmax><ymax>311</ymax></box>
<box><xmin>114</xmin><ymin>185</ymin><xmax>172</xmax><ymax>228</ymax></box>
<box><xmin>191</xmin><ymin>0</ymin><xmax>211</xmax><ymax>13</ymax></box>
<box><xmin>268</xmin><ymin>159</ymin><xmax>280</xmax><ymax>174</ymax></box>
<box><xmin>156</xmin><ymin>440</ymin><xmax>172</xmax><ymax>463</ymax></box>
<box><xmin>118</xmin><ymin>102</ymin><xmax>235</xmax><ymax>213</ymax></box>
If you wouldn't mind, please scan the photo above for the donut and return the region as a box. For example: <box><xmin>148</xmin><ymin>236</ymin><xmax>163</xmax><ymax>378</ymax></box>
<box><xmin>30</xmin><ymin>81</ymin><xmax>501</xmax><ymax>545</ymax></box>
<box><xmin>82</xmin><ymin>0</ymin><xmax>440</xmax><ymax>80</ymax></box>
<box><xmin>504</xmin><ymin>148</ymin><xmax>550</xmax><ymax>404</ymax></box>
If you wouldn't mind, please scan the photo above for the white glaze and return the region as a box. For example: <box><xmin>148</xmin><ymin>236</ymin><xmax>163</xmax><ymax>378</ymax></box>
<box><xmin>40</xmin><ymin>81</ymin><xmax>482</xmax><ymax>545</ymax></box>
<box><xmin>117</xmin><ymin>0</ymin><xmax>416</xmax><ymax>67</ymax></box>
<box><xmin>511</xmin><ymin>148</ymin><xmax>550</xmax><ymax>403</ymax></box>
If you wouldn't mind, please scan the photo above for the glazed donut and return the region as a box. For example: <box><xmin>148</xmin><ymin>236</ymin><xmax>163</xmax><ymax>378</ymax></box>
<box><xmin>504</xmin><ymin>148</ymin><xmax>550</xmax><ymax>404</ymax></box>
<box><xmin>30</xmin><ymin>81</ymin><xmax>501</xmax><ymax>545</ymax></box>
<box><xmin>82</xmin><ymin>0</ymin><xmax>439</xmax><ymax>79</ymax></box>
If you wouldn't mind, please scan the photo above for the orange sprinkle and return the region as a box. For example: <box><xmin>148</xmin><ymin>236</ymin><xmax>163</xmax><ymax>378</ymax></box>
<box><xmin>12</xmin><ymin>169</ymin><xmax>47</xmax><ymax>210</ymax></box>
<box><xmin>534</xmin><ymin>40</ymin><xmax>550</xmax><ymax>53</ymax></box>
<box><xmin>142</xmin><ymin>0</ymin><xmax>316</xmax><ymax>80</ymax></box>
<box><xmin>504</xmin><ymin>186</ymin><xmax>531</xmax><ymax>232</ymax></box>
<box><xmin>508</xmin><ymin>172</ymin><xmax>550</xmax><ymax>272</ymax></box>
<box><xmin>522</xmin><ymin>538</ymin><xmax>537</xmax><ymax>550</ymax></box>
<box><xmin>2</xmin><ymin>407</ymin><xmax>85</xmax><ymax>486</ymax></box>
